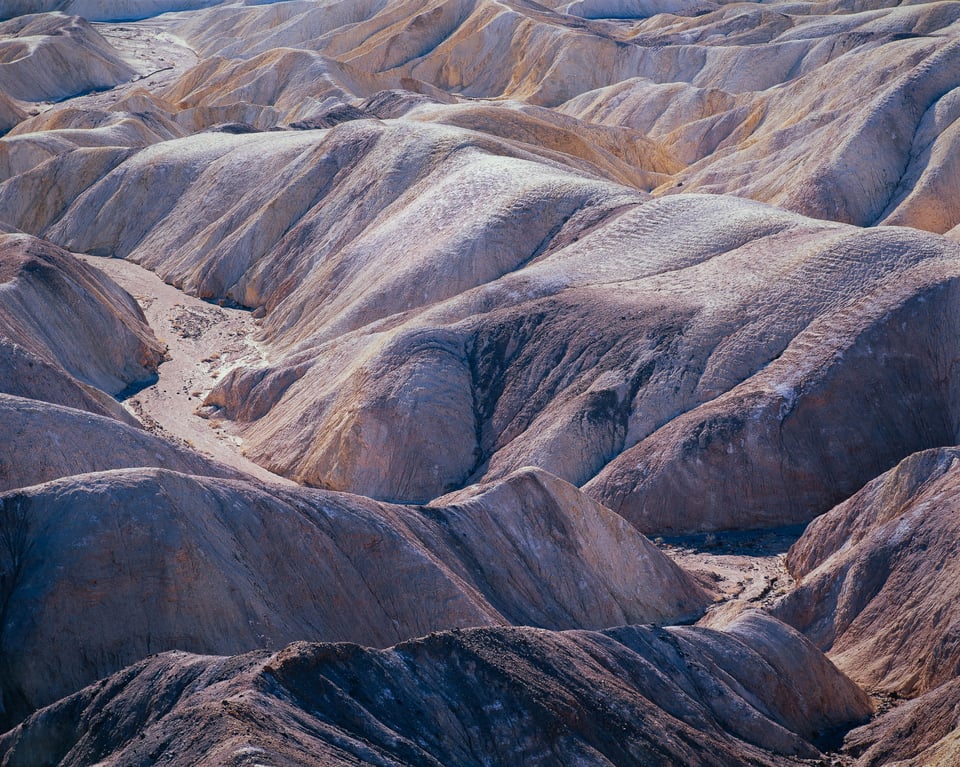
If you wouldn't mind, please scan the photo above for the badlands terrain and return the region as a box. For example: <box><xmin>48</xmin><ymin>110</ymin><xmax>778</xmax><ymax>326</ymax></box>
<box><xmin>2</xmin><ymin>0</ymin><xmax>960</xmax><ymax>763</ymax></box>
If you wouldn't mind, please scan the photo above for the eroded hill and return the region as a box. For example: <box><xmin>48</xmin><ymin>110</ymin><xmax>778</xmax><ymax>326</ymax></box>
<box><xmin>2</xmin><ymin>0</ymin><xmax>960</xmax><ymax>764</ymax></box>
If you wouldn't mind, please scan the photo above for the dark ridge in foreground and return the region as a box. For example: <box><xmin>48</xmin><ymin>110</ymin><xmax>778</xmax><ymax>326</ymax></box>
<box><xmin>0</xmin><ymin>465</ymin><xmax>708</xmax><ymax>729</ymax></box>
<box><xmin>0</xmin><ymin>613</ymin><xmax>871</xmax><ymax>767</ymax></box>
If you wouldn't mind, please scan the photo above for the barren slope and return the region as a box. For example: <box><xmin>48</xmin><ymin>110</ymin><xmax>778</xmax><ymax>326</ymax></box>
<box><xmin>0</xmin><ymin>230</ymin><xmax>162</xmax><ymax>421</ymax></box>
<box><xmin>773</xmin><ymin>447</ymin><xmax>960</xmax><ymax>697</ymax></box>
<box><xmin>6</xmin><ymin>117</ymin><xmax>960</xmax><ymax>531</ymax></box>
<box><xmin>164</xmin><ymin>0</ymin><xmax>960</xmax><ymax>229</ymax></box>
<box><xmin>0</xmin><ymin>613</ymin><xmax>871</xmax><ymax>767</ymax></box>
<box><xmin>3</xmin><ymin>0</ymin><xmax>960</xmax><ymax>762</ymax></box>
<box><xmin>0</xmin><ymin>393</ymin><xmax>241</xmax><ymax>491</ymax></box>
<box><xmin>0</xmin><ymin>13</ymin><xmax>134</xmax><ymax>102</ymax></box>
<box><xmin>0</xmin><ymin>465</ymin><xmax>708</xmax><ymax>727</ymax></box>
<box><xmin>843</xmin><ymin>679</ymin><xmax>960</xmax><ymax>766</ymax></box>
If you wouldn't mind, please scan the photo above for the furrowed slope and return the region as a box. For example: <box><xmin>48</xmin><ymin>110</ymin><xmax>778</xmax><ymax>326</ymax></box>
<box><xmin>0</xmin><ymin>614</ymin><xmax>871</xmax><ymax>767</ymax></box>
<box><xmin>0</xmin><ymin>466</ymin><xmax>708</xmax><ymax>727</ymax></box>
<box><xmin>5</xmin><ymin>120</ymin><xmax>960</xmax><ymax>531</ymax></box>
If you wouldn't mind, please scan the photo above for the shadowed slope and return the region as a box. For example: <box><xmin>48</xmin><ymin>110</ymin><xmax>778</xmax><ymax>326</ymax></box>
<box><xmin>5</xmin><ymin>2</ymin><xmax>959</xmax><ymax>762</ymax></box>
<box><xmin>0</xmin><ymin>232</ymin><xmax>163</xmax><ymax>421</ymax></box>
<box><xmin>0</xmin><ymin>613</ymin><xmax>871</xmax><ymax>767</ymax></box>
<box><xmin>0</xmin><ymin>93</ymin><xmax>24</xmax><ymax>135</ymax></box>
<box><xmin>0</xmin><ymin>466</ymin><xmax>708</xmax><ymax>727</ymax></box>
<box><xmin>843</xmin><ymin>678</ymin><xmax>960</xmax><ymax>766</ymax></box>
<box><xmin>772</xmin><ymin>447</ymin><xmax>960</xmax><ymax>696</ymax></box>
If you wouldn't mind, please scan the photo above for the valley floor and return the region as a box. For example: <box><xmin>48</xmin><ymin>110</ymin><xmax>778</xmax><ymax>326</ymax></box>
<box><xmin>4</xmin><ymin>0</ymin><xmax>960</xmax><ymax>764</ymax></box>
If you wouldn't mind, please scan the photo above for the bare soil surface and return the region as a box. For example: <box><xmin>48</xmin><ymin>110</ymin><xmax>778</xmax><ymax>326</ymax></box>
<box><xmin>29</xmin><ymin>18</ymin><xmax>197</xmax><ymax>118</ymax></box>
<box><xmin>652</xmin><ymin>525</ymin><xmax>806</xmax><ymax>621</ymax></box>
<box><xmin>77</xmin><ymin>254</ymin><xmax>295</xmax><ymax>486</ymax></box>
<box><xmin>95</xmin><ymin>19</ymin><xmax>196</xmax><ymax>88</ymax></box>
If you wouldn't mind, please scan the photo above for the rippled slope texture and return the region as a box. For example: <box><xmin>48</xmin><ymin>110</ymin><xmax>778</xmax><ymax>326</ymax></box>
<box><xmin>2</xmin><ymin>0</ymin><xmax>960</xmax><ymax>526</ymax></box>
<box><xmin>7</xmin><ymin>117</ymin><xmax>960</xmax><ymax>530</ymax></box>
<box><xmin>3</xmin><ymin>0</ymin><xmax>960</xmax><ymax>762</ymax></box>
<box><xmin>163</xmin><ymin>0</ymin><xmax>960</xmax><ymax>232</ymax></box>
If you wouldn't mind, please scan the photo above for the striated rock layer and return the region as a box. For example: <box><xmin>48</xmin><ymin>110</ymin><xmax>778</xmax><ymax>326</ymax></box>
<box><xmin>3</xmin><ymin>0</ymin><xmax>960</xmax><ymax>761</ymax></box>
<box><xmin>161</xmin><ymin>0</ymin><xmax>960</xmax><ymax>231</ymax></box>
<box><xmin>0</xmin><ymin>613</ymin><xmax>871</xmax><ymax>767</ymax></box>
<box><xmin>773</xmin><ymin>447</ymin><xmax>960</xmax><ymax>697</ymax></box>
<box><xmin>1</xmin><ymin>0</ymin><xmax>959</xmax><ymax>530</ymax></box>
<box><xmin>0</xmin><ymin>466</ymin><xmax>708</xmax><ymax>728</ymax></box>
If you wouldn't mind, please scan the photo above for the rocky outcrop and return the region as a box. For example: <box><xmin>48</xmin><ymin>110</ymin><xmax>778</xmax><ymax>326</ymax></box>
<box><xmin>0</xmin><ymin>466</ymin><xmax>708</xmax><ymax>728</ymax></box>
<box><xmin>0</xmin><ymin>232</ymin><xmax>163</xmax><ymax>421</ymax></box>
<box><xmin>773</xmin><ymin>447</ymin><xmax>960</xmax><ymax>696</ymax></box>
<box><xmin>0</xmin><ymin>613</ymin><xmax>871</xmax><ymax>767</ymax></box>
